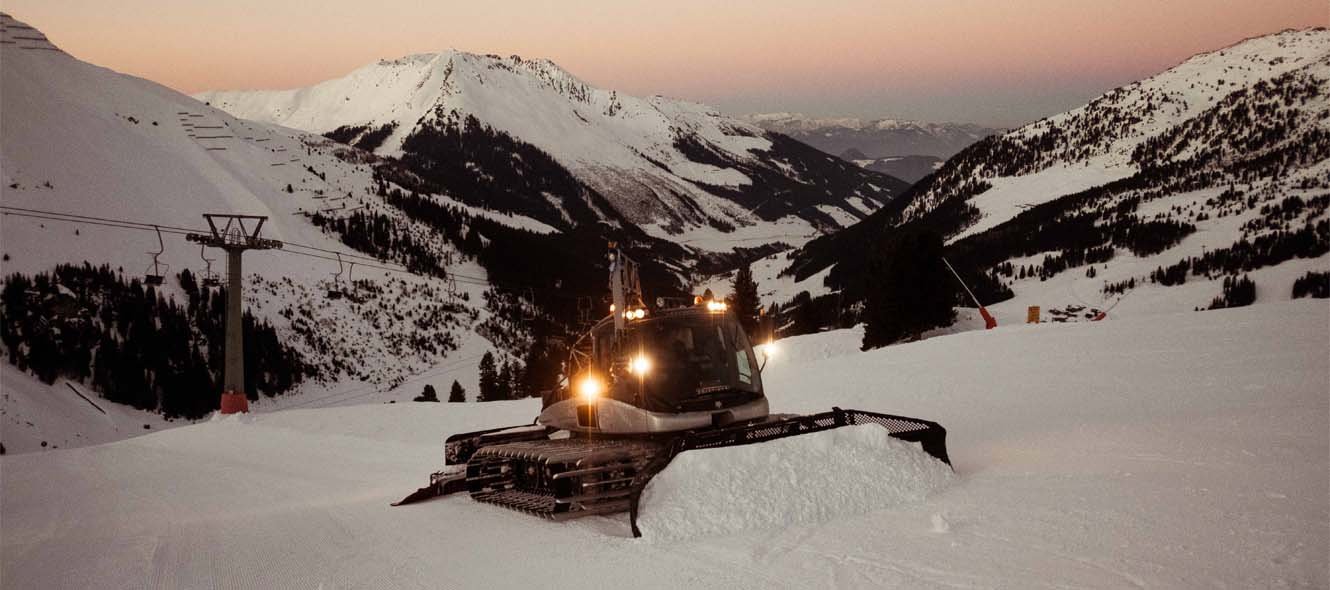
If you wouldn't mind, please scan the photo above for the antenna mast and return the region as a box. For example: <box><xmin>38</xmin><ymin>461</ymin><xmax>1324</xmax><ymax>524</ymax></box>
<box><xmin>607</xmin><ymin>242</ymin><xmax>643</xmax><ymax>334</ymax></box>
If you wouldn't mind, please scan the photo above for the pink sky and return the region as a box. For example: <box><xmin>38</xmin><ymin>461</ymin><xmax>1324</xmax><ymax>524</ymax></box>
<box><xmin>5</xmin><ymin>1</ymin><xmax>1326</xmax><ymax>126</ymax></box>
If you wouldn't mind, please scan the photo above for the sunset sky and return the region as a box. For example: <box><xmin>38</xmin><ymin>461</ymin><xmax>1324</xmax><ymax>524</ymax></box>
<box><xmin>5</xmin><ymin>1</ymin><xmax>1326</xmax><ymax>126</ymax></box>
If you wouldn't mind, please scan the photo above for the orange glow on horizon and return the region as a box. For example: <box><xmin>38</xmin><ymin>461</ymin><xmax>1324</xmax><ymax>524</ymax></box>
<box><xmin>4</xmin><ymin>0</ymin><xmax>1325</xmax><ymax>126</ymax></box>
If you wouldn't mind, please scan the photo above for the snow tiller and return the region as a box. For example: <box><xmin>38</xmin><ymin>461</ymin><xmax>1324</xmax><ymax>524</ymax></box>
<box><xmin>395</xmin><ymin>245</ymin><xmax>950</xmax><ymax>537</ymax></box>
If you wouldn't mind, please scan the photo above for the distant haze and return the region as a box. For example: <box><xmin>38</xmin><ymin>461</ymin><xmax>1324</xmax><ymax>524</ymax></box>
<box><xmin>4</xmin><ymin>1</ymin><xmax>1325</xmax><ymax>127</ymax></box>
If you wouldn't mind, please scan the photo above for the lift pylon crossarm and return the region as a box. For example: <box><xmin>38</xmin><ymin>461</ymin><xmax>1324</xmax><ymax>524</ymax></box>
<box><xmin>187</xmin><ymin>213</ymin><xmax>283</xmax><ymax>250</ymax></box>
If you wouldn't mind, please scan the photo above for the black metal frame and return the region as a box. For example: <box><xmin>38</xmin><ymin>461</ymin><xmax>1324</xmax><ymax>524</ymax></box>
<box><xmin>186</xmin><ymin>214</ymin><xmax>282</xmax><ymax>251</ymax></box>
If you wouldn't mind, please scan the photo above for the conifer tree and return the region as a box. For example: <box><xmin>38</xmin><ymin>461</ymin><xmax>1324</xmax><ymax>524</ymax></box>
<box><xmin>729</xmin><ymin>264</ymin><xmax>761</xmax><ymax>336</ymax></box>
<box><xmin>448</xmin><ymin>380</ymin><xmax>466</xmax><ymax>403</ymax></box>
<box><xmin>787</xmin><ymin>291</ymin><xmax>819</xmax><ymax>336</ymax></box>
<box><xmin>414</xmin><ymin>384</ymin><xmax>439</xmax><ymax>402</ymax></box>
<box><xmin>862</xmin><ymin>230</ymin><xmax>956</xmax><ymax>350</ymax></box>
<box><xmin>477</xmin><ymin>351</ymin><xmax>499</xmax><ymax>402</ymax></box>
<box><xmin>521</xmin><ymin>338</ymin><xmax>562</xmax><ymax>399</ymax></box>
<box><xmin>496</xmin><ymin>359</ymin><xmax>515</xmax><ymax>400</ymax></box>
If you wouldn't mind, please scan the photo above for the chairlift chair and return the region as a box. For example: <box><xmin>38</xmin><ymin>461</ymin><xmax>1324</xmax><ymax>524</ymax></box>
<box><xmin>144</xmin><ymin>226</ymin><xmax>168</xmax><ymax>285</ymax></box>
<box><xmin>327</xmin><ymin>253</ymin><xmax>345</xmax><ymax>299</ymax></box>
<box><xmin>344</xmin><ymin>262</ymin><xmax>362</xmax><ymax>302</ymax></box>
<box><xmin>200</xmin><ymin>244</ymin><xmax>221</xmax><ymax>288</ymax></box>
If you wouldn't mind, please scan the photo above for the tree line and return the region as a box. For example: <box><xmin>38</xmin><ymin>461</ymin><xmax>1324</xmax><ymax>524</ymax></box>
<box><xmin>0</xmin><ymin>264</ymin><xmax>312</xmax><ymax>419</ymax></box>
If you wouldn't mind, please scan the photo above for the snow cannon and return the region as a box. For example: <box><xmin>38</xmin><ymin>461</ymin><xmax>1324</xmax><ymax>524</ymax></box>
<box><xmin>394</xmin><ymin>246</ymin><xmax>951</xmax><ymax>537</ymax></box>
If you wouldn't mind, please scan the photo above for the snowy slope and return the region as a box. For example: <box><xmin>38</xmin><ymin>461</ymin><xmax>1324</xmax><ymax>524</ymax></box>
<box><xmin>0</xmin><ymin>365</ymin><xmax>180</xmax><ymax>453</ymax></box>
<box><xmin>197</xmin><ymin>52</ymin><xmax>908</xmax><ymax>244</ymax></box>
<box><xmin>696</xmin><ymin>250</ymin><xmax>835</xmax><ymax>309</ymax></box>
<box><xmin>0</xmin><ymin>14</ymin><xmax>518</xmax><ymax>450</ymax></box>
<box><xmin>910</xmin><ymin>28</ymin><xmax>1330</xmax><ymax>239</ymax></box>
<box><xmin>2</xmin><ymin>300</ymin><xmax>1325</xmax><ymax>588</ymax></box>
<box><xmin>780</xmin><ymin>28</ymin><xmax>1330</xmax><ymax>323</ymax></box>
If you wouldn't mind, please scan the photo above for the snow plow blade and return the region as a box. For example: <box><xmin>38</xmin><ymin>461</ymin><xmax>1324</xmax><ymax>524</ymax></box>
<box><xmin>394</xmin><ymin>408</ymin><xmax>948</xmax><ymax>536</ymax></box>
<box><xmin>391</xmin><ymin>476</ymin><xmax>464</xmax><ymax>506</ymax></box>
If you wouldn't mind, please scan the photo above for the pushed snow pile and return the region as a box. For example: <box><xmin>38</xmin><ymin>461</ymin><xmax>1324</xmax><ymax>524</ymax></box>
<box><xmin>635</xmin><ymin>423</ymin><xmax>954</xmax><ymax>540</ymax></box>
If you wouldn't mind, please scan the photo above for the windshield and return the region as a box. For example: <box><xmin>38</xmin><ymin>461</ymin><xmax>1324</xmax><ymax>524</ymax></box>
<box><xmin>593</xmin><ymin>311</ymin><xmax>762</xmax><ymax>411</ymax></box>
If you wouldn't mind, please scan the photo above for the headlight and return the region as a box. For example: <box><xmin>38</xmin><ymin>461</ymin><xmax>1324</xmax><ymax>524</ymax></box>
<box><xmin>759</xmin><ymin>341</ymin><xmax>778</xmax><ymax>357</ymax></box>
<box><xmin>706</xmin><ymin>301</ymin><xmax>727</xmax><ymax>312</ymax></box>
<box><xmin>628</xmin><ymin>353</ymin><xmax>652</xmax><ymax>376</ymax></box>
<box><xmin>577</xmin><ymin>374</ymin><xmax>603</xmax><ymax>400</ymax></box>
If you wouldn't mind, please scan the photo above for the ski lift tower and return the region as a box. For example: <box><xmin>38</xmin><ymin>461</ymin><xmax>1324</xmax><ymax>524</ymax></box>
<box><xmin>186</xmin><ymin>214</ymin><xmax>282</xmax><ymax>414</ymax></box>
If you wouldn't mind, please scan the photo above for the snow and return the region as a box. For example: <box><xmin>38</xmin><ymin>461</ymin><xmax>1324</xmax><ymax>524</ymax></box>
<box><xmin>3</xmin><ymin>300</ymin><xmax>1325</xmax><ymax>588</ymax></box>
<box><xmin>642</xmin><ymin>214</ymin><xmax>821</xmax><ymax>252</ymax></box>
<box><xmin>1020</xmin><ymin>28</ymin><xmax>1330</xmax><ymax>150</ymax></box>
<box><xmin>637</xmin><ymin>424</ymin><xmax>955</xmax><ymax>541</ymax></box>
<box><xmin>1</xmin><ymin>14</ymin><xmax>1327</xmax><ymax>588</ymax></box>
<box><xmin>974</xmin><ymin>178</ymin><xmax>1330</xmax><ymax>326</ymax></box>
<box><xmin>0</xmin><ymin>17</ymin><xmax>360</xmax><ymax>283</ymax></box>
<box><xmin>0</xmin><ymin>366</ymin><xmax>186</xmax><ymax>453</ymax></box>
<box><xmin>420</xmin><ymin>192</ymin><xmax>559</xmax><ymax>235</ymax></box>
<box><xmin>0</xmin><ymin>13</ymin><xmax>518</xmax><ymax>447</ymax></box>
<box><xmin>843</xmin><ymin>195</ymin><xmax>880</xmax><ymax>216</ymax></box>
<box><xmin>814</xmin><ymin>204</ymin><xmax>863</xmax><ymax>227</ymax></box>
<box><xmin>906</xmin><ymin>28</ymin><xmax>1330</xmax><ymax>243</ymax></box>
<box><xmin>694</xmin><ymin>248</ymin><xmax>833</xmax><ymax>308</ymax></box>
<box><xmin>197</xmin><ymin>51</ymin><xmax>876</xmax><ymax>241</ymax></box>
<box><xmin>882</xmin><ymin>28</ymin><xmax>1330</xmax><ymax>331</ymax></box>
<box><xmin>709</xmin><ymin>105</ymin><xmax>1309</xmax><ymax>312</ymax></box>
<box><xmin>945</xmin><ymin>155</ymin><xmax>1135</xmax><ymax>244</ymax></box>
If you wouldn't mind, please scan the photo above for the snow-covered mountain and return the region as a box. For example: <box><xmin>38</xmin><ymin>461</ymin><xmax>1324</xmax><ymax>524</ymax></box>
<box><xmin>0</xmin><ymin>14</ymin><xmax>541</xmax><ymax>451</ymax></box>
<box><xmin>198</xmin><ymin>54</ymin><xmax>909</xmax><ymax>247</ymax></box>
<box><xmin>1</xmin><ymin>12</ymin><xmax>890</xmax><ymax>452</ymax></box>
<box><xmin>744</xmin><ymin>113</ymin><xmax>999</xmax><ymax>160</ymax></box>
<box><xmin>778</xmin><ymin>28</ymin><xmax>1330</xmax><ymax>324</ymax></box>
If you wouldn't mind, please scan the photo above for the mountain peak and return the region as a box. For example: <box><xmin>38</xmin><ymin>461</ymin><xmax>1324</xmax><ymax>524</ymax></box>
<box><xmin>198</xmin><ymin>51</ymin><xmax>909</xmax><ymax>246</ymax></box>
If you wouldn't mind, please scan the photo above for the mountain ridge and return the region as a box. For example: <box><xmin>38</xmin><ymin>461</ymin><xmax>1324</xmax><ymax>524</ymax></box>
<box><xmin>198</xmin><ymin>51</ymin><xmax>909</xmax><ymax>249</ymax></box>
<box><xmin>766</xmin><ymin>27</ymin><xmax>1329</xmax><ymax>330</ymax></box>
<box><xmin>743</xmin><ymin>112</ymin><xmax>1000</xmax><ymax>160</ymax></box>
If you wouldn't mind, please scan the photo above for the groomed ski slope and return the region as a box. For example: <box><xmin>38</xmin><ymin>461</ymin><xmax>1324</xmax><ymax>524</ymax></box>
<box><xmin>2</xmin><ymin>301</ymin><xmax>1326</xmax><ymax>589</ymax></box>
